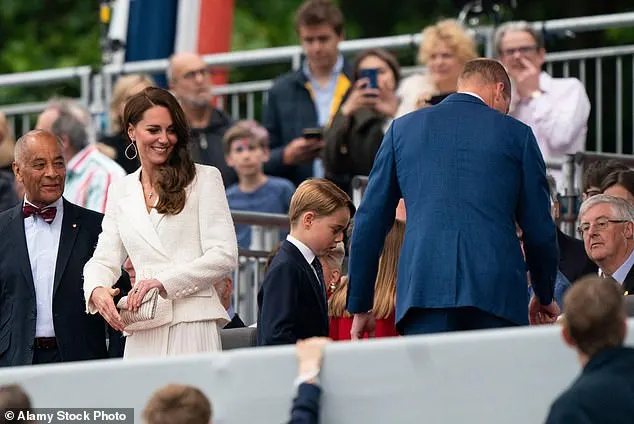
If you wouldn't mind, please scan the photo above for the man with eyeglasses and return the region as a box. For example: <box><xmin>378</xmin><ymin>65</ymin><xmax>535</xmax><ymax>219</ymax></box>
<box><xmin>167</xmin><ymin>52</ymin><xmax>237</xmax><ymax>187</ymax></box>
<box><xmin>494</xmin><ymin>21</ymin><xmax>590</xmax><ymax>192</ymax></box>
<box><xmin>578</xmin><ymin>194</ymin><xmax>634</xmax><ymax>294</ymax></box>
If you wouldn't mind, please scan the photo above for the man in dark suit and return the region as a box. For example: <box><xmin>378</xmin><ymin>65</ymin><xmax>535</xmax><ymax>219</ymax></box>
<box><xmin>545</xmin><ymin>276</ymin><xmax>634</xmax><ymax>423</ymax></box>
<box><xmin>0</xmin><ymin>130</ymin><xmax>127</xmax><ymax>366</ymax></box>
<box><xmin>578</xmin><ymin>194</ymin><xmax>634</xmax><ymax>295</ymax></box>
<box><xmin>347</xmin><ymin>59</ymin><xmax>560</xmax><ymax>337</ymax></box>
<box><xmin>546</xmin><ymin>174</ymin><xmax>597</xmax><ymax>282</ymax></box>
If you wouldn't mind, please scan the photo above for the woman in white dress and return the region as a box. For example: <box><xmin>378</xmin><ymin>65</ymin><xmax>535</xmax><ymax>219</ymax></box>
<box><xmin>83</xmin><ymin>87</ymin><xmax>238</xmax><ymax>358</ymax></box>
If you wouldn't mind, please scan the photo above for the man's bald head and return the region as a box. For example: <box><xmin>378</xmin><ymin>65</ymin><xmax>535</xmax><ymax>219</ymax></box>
<box><xmin>12</xmin><ymin>130</ymin><xmax>66</xmax><ymax>208</ymax></box>
<box><xmin>14</xmin><ymin>129</ymin><xmax>63</xmax><ymax>165</ymax></box>
<box><xmin>167</xmin><ymin>52</ymin><xmax>212</xmax><ymax>112</ymax></box>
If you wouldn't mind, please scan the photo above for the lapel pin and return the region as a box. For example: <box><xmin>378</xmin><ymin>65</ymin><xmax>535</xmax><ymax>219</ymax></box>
<box><xmin>625</xmin><ymin>291</ymin><xmax>629</xmax><ymax>296</ymax></box>
<box><xmin>72</xmin><ymin>224</ymin><xmax>77</xmax><ymax>229</ymax></box>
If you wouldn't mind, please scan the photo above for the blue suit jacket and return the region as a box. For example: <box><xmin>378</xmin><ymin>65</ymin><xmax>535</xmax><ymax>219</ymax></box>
<box><xmin>257</xmin><ymin>240</ymin><xmax>329</xmax><ymax>345</ymax></box>
<box><xmin>346</xmin><ymin>93</ymin><xmax>558</xmax><ymax>326</ymax></box>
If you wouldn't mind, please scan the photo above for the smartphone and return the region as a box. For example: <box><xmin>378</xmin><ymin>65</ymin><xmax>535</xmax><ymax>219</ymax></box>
<box><xmin>358</xmin><ymin>68</ymin><xmax>379</xmax><ymax>96</ymax></box>
<box><xmin>303</xmin><ymin>128</ymin><xmax>323</xmax><ymax>140</ymax></box>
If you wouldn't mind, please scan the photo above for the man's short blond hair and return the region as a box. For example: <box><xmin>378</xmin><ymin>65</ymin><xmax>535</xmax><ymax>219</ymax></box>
<box><xmin>458</xmin><ymin>58</ymin><xmax>512</xmax><ymax>100</ymax></box>
<box><xmin>288</xmin><ymin>178</ymin><xmax>354</xmax><ymax>227</ymax></box>
<box><xmin>143</xmin><ymin>384</ymin><xmax>212</xmax><ymax>424</ymax></box>
<box><xmin>562</xmin><ymin>275</ymin><xmax>627</xmax><ymax>357</ymax></box>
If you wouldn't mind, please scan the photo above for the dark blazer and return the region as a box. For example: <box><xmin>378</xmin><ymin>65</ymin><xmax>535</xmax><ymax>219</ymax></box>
<box><xmin>257</xmin><ymin>240</ymin><xmax>328</xmax><ymax>346</ymax></box>
<box><xmin>289</xmin><ymin>383</ymin><xmax>321</xmax><ymax>424</ymax></box>
<box><xmin>557</xmin><ymin>228</ymin><xmax>597</xmax><ymax>283</ymax></box>
<box><xmin>545</xmin><ymin>347</ymin><xmax>634</xmax><ymax>424</ymax></box>
<box><xmin>347</xmin><ymin>94</ymin><xmax>559</xmax><ymax>327</ymax></box>
<box><xmin>263</xmin><ymin>60</ymin><xmax>353</xmax><ymax>187</ymax></box>
<box><xmin>323</xmin><ymin>107</ymin><xmax>388</xmax><ymax>195</ymax></box>
<box><xmin>224</xmin><ymin>313</ymin><xmax>246</xmax><ymax>329</ymax></box>
<box><xmin>0</xmin><ymin>199</ymin><xmax>125</xmax><ymax>366</ymax></box>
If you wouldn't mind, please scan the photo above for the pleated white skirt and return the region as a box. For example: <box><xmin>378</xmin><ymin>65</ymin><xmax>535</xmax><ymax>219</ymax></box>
<box><xmin>123</xmin><ymin>320</ymin><xmax>222</xmax><ymax>358</ymax></box>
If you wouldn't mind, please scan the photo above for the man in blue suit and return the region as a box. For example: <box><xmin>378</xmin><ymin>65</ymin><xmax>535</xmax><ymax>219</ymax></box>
<box><xmin>346</xmin><ymin>59</ymin><xmax>560</xmax><ymax>337</ymax></box>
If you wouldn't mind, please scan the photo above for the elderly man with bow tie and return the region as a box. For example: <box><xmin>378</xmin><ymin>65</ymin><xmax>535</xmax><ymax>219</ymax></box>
<box><xmin>0</xmin><ymin>129</ymin><xmax>129</xmax><ymax>367</ymax></box>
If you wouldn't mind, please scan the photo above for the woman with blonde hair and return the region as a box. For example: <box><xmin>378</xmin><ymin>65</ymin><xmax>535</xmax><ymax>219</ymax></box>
<box><xmin>329</xmin><ymin>218</ymin><xmax>404</xmax><ymax>340</ymax></box>
<box><xmin>100</xmin><ymin>74</ymin><xmax>155</xmax><ymax>173</ymax></box>
<box><xmin>396</xmin><ymin>19</ymin><xmax>479</xmax><ymax>117</ymax></box>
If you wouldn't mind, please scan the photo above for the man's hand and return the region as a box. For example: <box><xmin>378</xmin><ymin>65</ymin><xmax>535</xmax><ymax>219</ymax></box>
<box><xmin>528</xmin><ymin>295</ymin><xmax>561</xmax><ymax>325</ymax></box>
<box><xmin>282</xmin><ymin>137</ymin><xmax>325</xmax><ymax>165</ymax></box>
<box><xmin>350</xmin><ymin>312</ymin><xmax>376</xmax><ymax>340</ymax></box>
<box><xmin>511</xmin><ymin>57</ymin><xmax>541</xmax><ymax>99</ymax></box>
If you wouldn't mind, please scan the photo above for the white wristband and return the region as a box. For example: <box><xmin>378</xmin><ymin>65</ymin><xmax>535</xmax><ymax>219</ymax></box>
<box><xmin>293</xmin><ymin>367</ymin><xmax>320</xmax><ymax>389</ymax></box>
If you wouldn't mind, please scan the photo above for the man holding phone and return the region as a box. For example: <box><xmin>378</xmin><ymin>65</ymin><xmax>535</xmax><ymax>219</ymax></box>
<box><xmin>263</xmin><ymin>0</ymin><xmax>353</xmax><ymax>187</ymax></box>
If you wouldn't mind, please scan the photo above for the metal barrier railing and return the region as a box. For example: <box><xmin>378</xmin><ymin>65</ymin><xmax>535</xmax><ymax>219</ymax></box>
<box><xmin>230</xmin><ymin>210</ymin><xmax>289</xmax><ymax>325</ymax></box>
<box><xmin>2</xmin><ymin>12</ymin><xmax>634</xmax><ymax>138</ymax></box>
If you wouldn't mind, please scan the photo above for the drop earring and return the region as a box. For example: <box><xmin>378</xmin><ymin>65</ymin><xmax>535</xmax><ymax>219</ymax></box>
<box><xmin>124</xmin><ymin>141</ymin><xmax>138</xmax><ymax>160</ymax></box>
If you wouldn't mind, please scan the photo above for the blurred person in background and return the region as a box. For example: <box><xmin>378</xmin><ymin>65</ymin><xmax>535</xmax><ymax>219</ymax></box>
<box><xmin>0</xmin><ymin>112</ymin><xmax>18</xmax><ymax>212</ymax></box>
<box><xmin>168</xmin><ymin>52</ymin><xmax>237</xmax><ymax>187</ymax></box>
<box><xmin>263</xmin><ymin>0</ymin><xmax>353</xmax><ymax>187</ymax></box>
<box><xmin>143</xmin><ymin>384</ymin><xmax>212</xmax><ymax>424</ymax></box>
<box><xmin>100</xmin><ymin>74</ymin><xmax>155</xmax><ymax>174</ymax></box>
<box><xmin>545</xmin><ymin>277</ymin><xmax>634</xmax><ymax>424</ymax></box>
<box><xmin>396</xmin><ymin>19</ymin><xmax>478</xmax><ymax>117</ymax></box>
<box><xmin>581</xmin><ymin>160</ymin><xmax>629</xmax><ymax>201</ymax></box>
<box><xmin>601</xmin><ymin>169</ymin><xmax>634</xmax><ymax>205</ymax></box>
<box><xmin>320</xmin><ymin>241</ymin><xmax>345</xmax><ymax>299</ymax></box>
<box><xmin>495</xmin><ymin>21</ymin><xmax>590</xmax><ymax>191</ymax></box>
<box><xmin>43</xmin><ymin>100</ymin><xmax>126</xmax><ymax>213</ymax></box>
<box><xmin>323</xmin><ymin>48</ymin><xmax>400</xmax><ymax>194</ymax></box>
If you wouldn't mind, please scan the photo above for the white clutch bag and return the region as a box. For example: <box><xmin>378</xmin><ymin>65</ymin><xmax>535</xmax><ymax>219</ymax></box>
<box><xmin>116</xmin><ymin>288</ymin><xmax>159</xmax><ymax>327</ymax></box>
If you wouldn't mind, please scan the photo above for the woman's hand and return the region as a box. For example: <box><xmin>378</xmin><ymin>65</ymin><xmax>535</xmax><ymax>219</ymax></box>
<box><xmin>341</xmin><ymin>78</ymin><xmax>379</xmax><ymax>117</ymax></box>
<box><xmin>90</xmin><ymin>287</ymin><xmax>125</xmax><ymax>332</ymax></box>
<box><xmin>374</xmin><ymin>88</ymin><xmax>399</xmax><ymax>118</ymax></box>
<box><xmin>128</xmin><ymin>279</ymin><xmax>166</xmax><ymax>311</ymax></box>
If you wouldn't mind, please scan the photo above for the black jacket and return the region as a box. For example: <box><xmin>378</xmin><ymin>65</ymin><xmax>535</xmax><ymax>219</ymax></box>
<box><xmin>263</xmin><ymin>61</ymin><xmax>353</xmax><ymax>187</ymax></box>
<box><xmin>190</xmin><ymin>108</ymin><xmax>238</xmax><ymax>188</ymax></box>
<box><xmin>545</xmin><ymin>347</ymin><xmax>634</xmax><ymax>424</ymax></box>
<box><xmin>0</xmin><ymin>200</ymin><xmax>128</xmax><ymax>366</ymax></box>
<box><xmin>557</xmin><ymin>228</ymin><xmax>598</xmax><ymax>284</ymax></box>
<box><xmin>257</xmin><ymin>240</ymin><xmax>328</xmax><ymax>345</ymax></box>
<box><xmin>0</xmin><ymin>169</ymin><xmax>17</xmax><ymax>214</ymax></box>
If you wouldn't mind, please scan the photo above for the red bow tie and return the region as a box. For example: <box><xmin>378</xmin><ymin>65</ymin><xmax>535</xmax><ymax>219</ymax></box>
<box><xmin>23</xmin><ymin>204</ymin><xmax>57</xmax><ymax>224</ymax></box>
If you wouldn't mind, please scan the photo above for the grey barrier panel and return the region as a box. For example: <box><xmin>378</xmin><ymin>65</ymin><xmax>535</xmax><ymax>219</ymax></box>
<box><xmin>1</xmin><ymin>321</ymin><xmax>634</xmax><ymax>424</ymax></box>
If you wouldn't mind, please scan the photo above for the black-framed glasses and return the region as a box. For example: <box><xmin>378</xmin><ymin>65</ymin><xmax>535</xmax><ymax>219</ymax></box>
<box><xmin>577</xmin><ymin>218</ymin><xmax>629</xmax><ymax>236</ymax></box>
<box><xmin>500</xmin><ymin>45</ymin><xmax>538</xmax><ymax>57</ymax></box>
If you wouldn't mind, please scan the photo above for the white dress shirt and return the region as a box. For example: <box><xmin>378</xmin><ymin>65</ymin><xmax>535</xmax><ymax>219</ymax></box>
<box><xmin>23</xmin><ymin>196</ymin><xmax>63</xmax><ymax>337</ymax></box>
<box><xmin>510</xmin><ymin>72</ymin><xmax>590</xmax><ymax>190</ymax></box>
<box><xmin>603</xmin><ymin>248</ymin><xmax>634</xmax><ymax>285</ymax></box>
<box><xmin>286</xmin><ymin>234</ymin><xmax>320</xmax><ymax>282</ymax></box>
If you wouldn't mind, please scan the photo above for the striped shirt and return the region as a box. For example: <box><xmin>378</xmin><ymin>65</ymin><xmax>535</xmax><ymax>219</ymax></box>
<box><xmin>64</xmin><ymin>145</ymin><xmax>126</xmax><ymax>213</ymax></box>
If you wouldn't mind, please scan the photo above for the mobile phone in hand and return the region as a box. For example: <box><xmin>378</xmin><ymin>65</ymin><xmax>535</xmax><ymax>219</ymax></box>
<box><xmin>358</xmin><ymin>68</ymin><xmax>379</xmax><ymax>97</ymax></box>
<box><xmin>303</xmin><ymin>128</ymin><xmax>323</xmax><ymax>140</ymax></box>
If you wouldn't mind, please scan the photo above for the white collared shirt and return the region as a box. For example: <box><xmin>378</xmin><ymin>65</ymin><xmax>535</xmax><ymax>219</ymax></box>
<box><xmin>603</xmin><ymin>248</ymin><xmax>634</xmax><ymax>285</ymax></box>
<box><xmin>23</xmin><ymin>196</ymin><xmax>64</xmax><ymax>337</ymax></box>
<box><xmin>286</xmin><ymin>234</ymin><xmax>320</xmax><ymax>282</ymax></box>
<box><xmin>459</xmin><ymin>91</ymin><xmax>485</xmax><ymax>103</ymax></box>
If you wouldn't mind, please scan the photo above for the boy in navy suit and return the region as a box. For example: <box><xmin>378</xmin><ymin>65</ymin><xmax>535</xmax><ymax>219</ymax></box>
<box><xmin>257</xmin><ymin>179</ymin><xmax>354</xmax><ymax>346</ymax></box>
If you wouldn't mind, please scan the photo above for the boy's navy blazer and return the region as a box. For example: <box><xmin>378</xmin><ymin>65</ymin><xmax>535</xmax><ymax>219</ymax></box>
<box><xmin>257</xmin><ymin>240</ymin><xmax>328</xmax><ymax>346</ymax></box>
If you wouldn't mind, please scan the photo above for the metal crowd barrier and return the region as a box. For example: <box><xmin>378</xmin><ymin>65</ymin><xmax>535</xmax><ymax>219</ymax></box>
<box><xmin>230</xmin><ymin>210</ymin><xmax>289</xmax><ymax>325</ymax></box>
<box><xmin>2</xmin><ymin>12</ymin><xmax>634</xmax><ymax>141</ymax></box>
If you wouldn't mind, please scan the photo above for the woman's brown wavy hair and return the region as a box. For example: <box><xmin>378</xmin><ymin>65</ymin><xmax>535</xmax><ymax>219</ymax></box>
<box><xmin>124</xmin><ymin>87</ymin><xmax>196</xmax><ymax>215</ymax></box>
